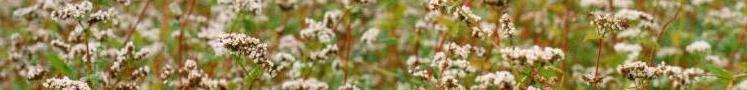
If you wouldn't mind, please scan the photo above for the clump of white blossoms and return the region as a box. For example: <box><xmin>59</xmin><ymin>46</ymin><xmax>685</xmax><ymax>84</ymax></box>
<box><xmin>657</xmin><ymin>65</ymin><xmax>708</xmax><ymax>88</ymax></box>
<box><xmin>88</xmin><ymin>8</ymin><xmax>117</xmax><ymax>24</ymax></box>
<box><xmin>338</xmin><ymin>83</ymin><xmax>361</xmax><ymax>90</ymax></box>
<box><xmin>498</xmin><ymin>13</ymin><xmax>517</xmax><ymax>39</ymax></box>
<box><xmin>300</xmin><ymin>18</ymin><xmax>336</xmax><ymax>43</ymax></box>
<box><xmin>590</xmin><ymin>11</ymin><xmax>626</xmax><ymax>37</ymax></box>
<box><xmin>219</xmin><ymin>0</ymin><xmax>264</xmax><ymax>15</ymax></box>
<box><xmin>51</xmin><ymin>1</ymin><xmax>92</xmax><ymax>20</ymax></box>
<box><xmin>614</xmin><ymin>43</ymin><xmax>642</xmax><ymax>62</ymax></box>
<box><xmin>617</xmin><ymin>61</ymin><xmax>661</xmax><ymax>81</ymax></box>
<box><xmin>454</xmin><ymin>6</ymin><xmax>482</xmax><ymax>25</ymax></box>
<box><xmin>360</xmin><ymin>28</ymin><xmax>380</xmax><ymax>46</ymax></box>
<box><xmin>576</xmin><ymin>66</ymin><xmax>614</xmax><ymax>87</ymax></box>
<box><xmin>211</xmin><ymin>33</ymin><xmax>268</xmax><ymax>61</ymax></box>
<box><xmin>281</xmin><ymin>78</ymin><xmax>329</xmax><ymax>90</ymax></box>
<box><xmin>19</xmin><ymin>64</ymin><xmax>46</xmax><ymax>80</ymax></box>
<box><xmin>445</xmin><ymin>42</ymin><xmax>485</xmax><ymax>58</ymax></box>
<box><xmin>309</xmin><ymin>44</ymin><xmax>339</xmax><ymax>60</ymax></box>
<box><xmin>43</xmin><ymin>77</ymin><xmax>91</xmax><ymax>90</ymax></box>
<box><xmin>471</xmin><ymin>71</ymin><xmax>516</xmax><ymax>90</ymax></box>
<box><xmin>685</xmin><ymin>40</ymin><xmax>711</xmax><ymax>53</ymax></box>
<box><xmin>500</xmin><ymin>46</ymin><xmax>565</xmax><ymax>66</ymax></box>
<box><xmin>438</xmin><ymin>76</ymin><xmax>466</xmax><ymax>90</ymax></box>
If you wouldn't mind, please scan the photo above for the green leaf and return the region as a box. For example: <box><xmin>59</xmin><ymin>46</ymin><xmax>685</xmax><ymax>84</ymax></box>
<box><xmin>702</xmin><ymin>64</ymin><xmax>734</xmax><ymax>80</ymax></box>
<box><xmin>46</xmin><ymin>53</ymin><xmax>75</xmax><ymax>78</ymax></box>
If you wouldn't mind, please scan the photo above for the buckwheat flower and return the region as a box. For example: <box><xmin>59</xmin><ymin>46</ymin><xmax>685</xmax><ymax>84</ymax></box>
<box><xmin>310</xmin><ymin>44</ymin><xmax>339</xmax><ymax>60</ymax></box>
<box><xmin>438</xmin><ymin>76</ymin><xmax>466</xmax><ymax>90</ymax></box>
<box><xmin>43</xmin><ymin>77</ymin><xmax>91</xmax><ymax>90</ymax></box>
<box><xmin>214</xmin><ymin>33</ymin><xmax>269</xmax><ymax>61</ymax></box>
<box><xmin>338</xmin><ymin>83</ymin><xmax>361</xmax><ymax>90</ymax></box>
<box><xmin>472</xmin><ymin>71</ymin><xmax>515</xmax><ymax>90</ymax></box>
<box><xmin>131</xmin><ymin>66</ymin><xmax>151</xmax><ymax>79</ymax></box>
<box><xmin>454</xmin><ymin>6</ymin><xmax>481</xmax><ymax>24</ymax></box>
<box><xmin>88</xmin><ymin>8</ymin><xmax>117</xmax><ymax>24</ymax></box>
<box><xmin>706</xmin><ymin>55</ymin><xmax>728</xmax><ymax>67</ymax></box>
<box><xmin>614</xmin><ymin>43</ymin><xmax>642</xmax><ymax>61</ymax></box>
<box><xmin>736</xmin><ymin>80</ymin><xmax>747</xmax><ymax>90</ymax></box>
<box><xmin>281</xmin><ymin>78</ymin><xmax>329</xmax><ymax>90</ymax></box>
<box><xmin>498</xmin><ymin>13</ymin><xmax>517</xmax><ymax>39</ymax></box>
<box><xmin>616</xmin><ymin>28</ymin><xmax>642</xmax><ymax>38</ymax></box>
<box><xmin>656</xmin><ymin>47</ymin><xmax>682</xmax><ymax>57</ymax></box>
<box><xmin>425</xmin><ymin>0</ymin><xmax>447</xmax><ymax>12</ymax></box>
<box><xmin>472</xmin><ymin>21</ymin><xmax>495</xmax><ymax>38</ymax></box>
<box><xmin>527</xmin><ymin>86</ymin><xmax>540</xmax><ymax>90</ymax></box>
<box><xmin>360</xmin><ymin>28</ymin><xmax>380</xmax><ymax>46</ymax></box>
<box><xmin>323</xmin><ymin>10</ymin><xmax>343</xmax><ymax>28</ymax></box>
<box><xmin>590</xmin><ymin>12</ymin><xmax>626</xmax><ymax>37</ymax></box>
<box><xmin>658</xmin><ymin>65</ymin><xmax>708</xmax><ymax>87</ymax></box>
<box><xmin>686</xmin><ymin>40</ymin><xmax>711</xmax><ymax>53</ymax></box>
<box><xmin>278</xmin><ymin>36</ymin><xmax>303</xmax><ymax>54</ymax></box>
<box><xmin>51</xmin><ymin>1</ymin><xmax>93</xmax><ymax>21</ymax></box>
<box><xmin>220</xmin><ymin>0</ymin><xmax>264</xmax><ymax>15</ymax></box>
<box><xmin>446</xmin><ymin>43</ymin><xmax>473</xmax><ymax>58</ymax></box>
<box><xmin>576</xmin><ymin>66</ymin><xmax>614</xmax><ymax>87</ymax></box>
<box><xmin>617</xmin><ymin>61</ymin><xmax>661</xmax><ymax>80</ymax></box>
<box><xmin>301</xmin><ymin>18</ymin><xmax>336</xmax><ymax>43</ymax></box>
<box><xmin>500</xmin><ymin>46</ymin><xmax>565</xmax><ymax>66</ymax></box>
<box><xmin>19</xmin><ymin>64</ymin><xmax>46</xmax><ymax>80</ymax></box>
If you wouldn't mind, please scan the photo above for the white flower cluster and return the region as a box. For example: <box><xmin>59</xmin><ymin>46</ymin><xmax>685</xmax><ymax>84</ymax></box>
<box><xmin>472</xmin><ymin>21</ymin><xmax>495</xmax><ymax>38</ymax></box>
<box><xmin>498</xmin><ymin>13</ymin><xmax>517</xmax><ymax>39</ymax></box>
<box><xmin>577</xmin><ymin>67</ymin><xmax>614</xmax><ymax>87</ymax></box>
<box><xmin>89</xmin><ymin>8</ymin><xmax>117</xmax><ymax>23</ymax></box>
<box><xmin>658</xmin><ymin>65</ymin><xmax>708</xmax><ymax>87</ymax></box>
<box><xmin>43</xmin><ymin>77</ymin><xmax>91</xmax><ymax>90</ymax></box>
<box><xmin>338</xmin><ymin>83</ymin><xmax>361</xmax><ymax>90</ymax></box>
<box><xmin>416</xmin><ymin>11</ymin><xmax>447</xmax><ymax>32</ymax></box>
<box><xmin>212</xmin><ymin>33</ymin><xmax>268</xmax><ymax>61</ymax></box>
<box><xmin>454</xmin><ymin>6</ymin><xmax>481</xmax><ymax>24</ymax></box>
<box><xmin>445</xmin><ymin>42</ymin><xmax>485</xmax><ymax>58</ymax></box>
<box><xmin>614</xmin><ymin>43</ymin><xmax>642</xmax><ymax>62</ymax></box>
<box><xmin>617</xmin><ymin>61</ymin><xmax>660</xmax><ymax>81</ymax></box>
<box><xmin>500</xmin><ymin>46</ymin><xmax>565</xmax><ymax>66</ymax></box>
<box><xmin>472</xmin><ymin>71</ymin><xmax>516</xmax><ymax>90</ymax></box>
<box><xmin>281</xmin><ymin>78</ymin><xmax>329</xmax><ymax>90</ymax></box>
<box><xmin>309</xmin><ymin>44</ymin><xmax>339</xmax><ymax>60</ymax></box>
<box><xmin>219</xmin><ymin>0</ymin><xmax>264</xmax><ymax>15</ymax></box>
<box><xmin>686</xmin><ymin>40</ymin><xmax>711</xmax><ymax>53</ymax></box>
<box><xmin>406</xmin><ymin>55</ymin><xmax>431</xmax><ymax>79</ymax></box>
<box><xmin>51</xmin><ymin>1</ymin><xmax>92</xmax><ymax>20</ymax></box>
<box><xmin>20</xmin><ymin>64</ymin><xmax>46</xmax><ymax>80</ymax></box>
<box><xmin>438</xmin><ymin>76</ymin><xmax>465</xmax><ymax>90</ymax></box>
<box><xmin>360</xmin><ymin>28</ymin><xmax>380</xmax><ymax>46</ymax></box>
<box><xmin>425</xmin><ymin>0</ymin><xmax>447</xmax><ymax>12</ymax></box>
<box><xmin>300</xmin><ymin>18</ymin><xmax>336</xmax><ymax>43</ymax></box>
<box><xmin>590</xmin><ymin>11</ymin><xmax>626</xmax><ymax>37</ymax></box>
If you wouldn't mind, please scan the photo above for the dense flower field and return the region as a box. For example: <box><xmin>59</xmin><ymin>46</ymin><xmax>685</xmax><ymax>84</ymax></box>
<box><xmin>1</xmin><ymin>0</ymin><xmax>746</xmax><ymax>89</ymax></box>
